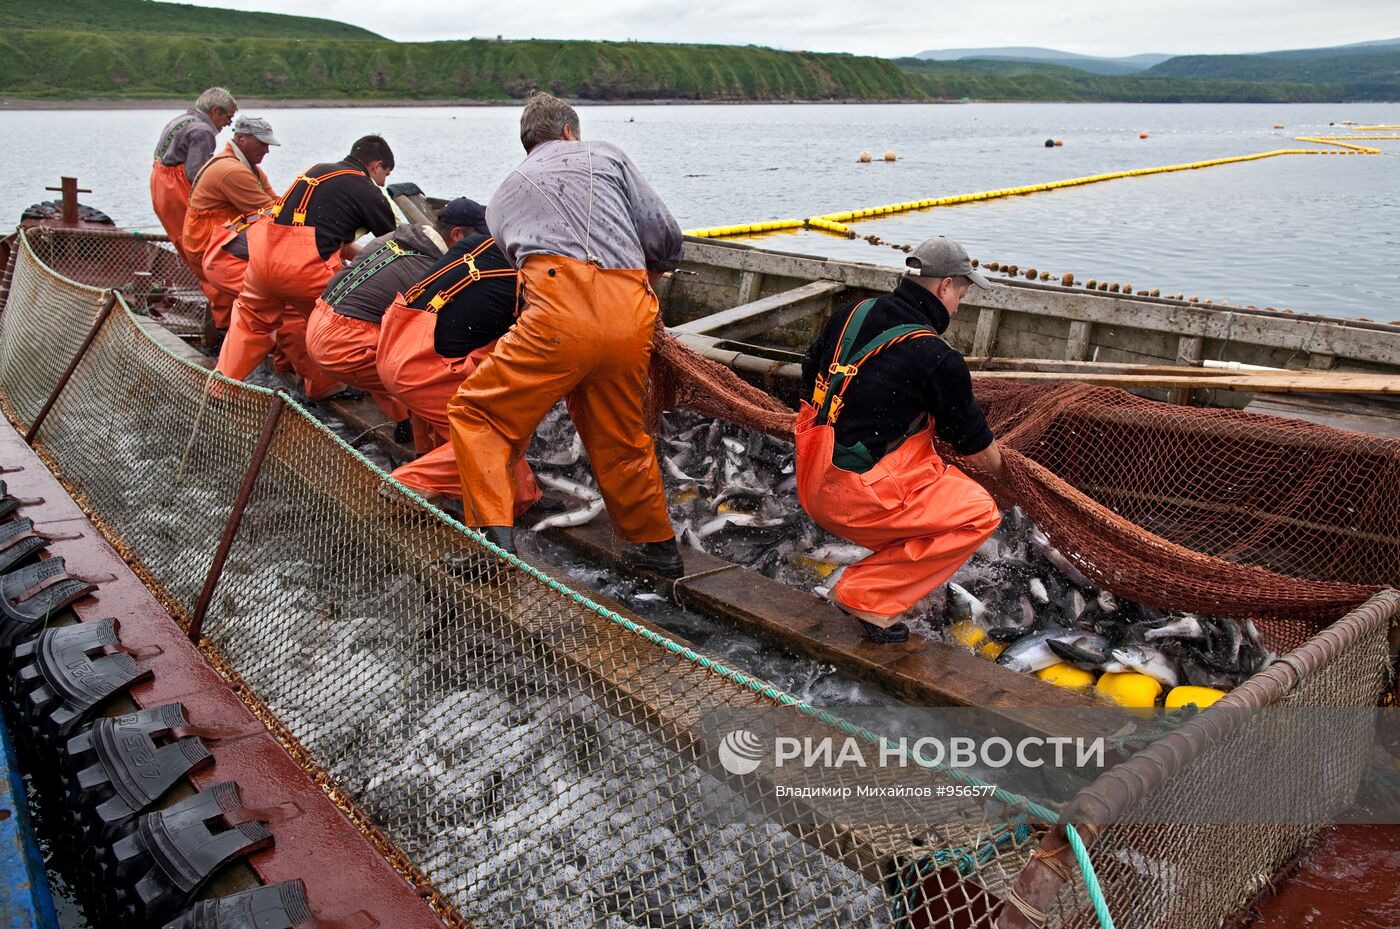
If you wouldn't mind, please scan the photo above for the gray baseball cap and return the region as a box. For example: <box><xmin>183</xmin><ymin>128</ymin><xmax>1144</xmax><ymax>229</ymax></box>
<box><xmin>905</xmin><ymin>236</ymin><xmax>990</xmax><ymax>289</ymax></box>
<box><xmin>233</xmin><ymin>115</ymin><xmax>280</xmax><ymax>145</ymax></box>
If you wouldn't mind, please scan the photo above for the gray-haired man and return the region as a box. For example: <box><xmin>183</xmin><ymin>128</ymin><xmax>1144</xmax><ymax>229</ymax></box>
<box><xmin>150</xmin><ymin>86</ymin><xmax>238</xmax><ymax>256</ymax></box>
<box><xmin>447</xmin><ymin>92</ymin><xmax>685</xmax><ymax>574</ymax></box>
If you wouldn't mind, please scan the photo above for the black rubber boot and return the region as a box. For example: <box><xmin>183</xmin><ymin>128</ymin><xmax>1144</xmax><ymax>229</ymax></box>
<box><xmin>481</xmin><ymin>526</ymin><xmax>516</xmax><ymax>555</ymax></box>
<box><xmin>859</xmin><ymin>619</ymin><xmax>910</xmax><ymax>644</ymax></box>
<box><xmin>620</xmin><ymin>538</ymin><xmax>685</xmax><ymax>580</ymax></box>
<box><xmin>393</xmin><ymin>418</ymin><xmax>414</xmax><ymax>445</ymax></box>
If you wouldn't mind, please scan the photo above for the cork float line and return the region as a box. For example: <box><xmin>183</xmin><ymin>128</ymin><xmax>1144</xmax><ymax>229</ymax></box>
<box><xmin>685</xmin><ymin>141</ymin><xmax>1382</xmax><ymax>240</ymax></box>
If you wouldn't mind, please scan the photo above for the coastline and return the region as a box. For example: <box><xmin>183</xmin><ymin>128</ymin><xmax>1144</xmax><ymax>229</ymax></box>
<box><xmin>0</xmin><ymin>96</ymin><xmax>958</xmax><ymax>111</ymax></box>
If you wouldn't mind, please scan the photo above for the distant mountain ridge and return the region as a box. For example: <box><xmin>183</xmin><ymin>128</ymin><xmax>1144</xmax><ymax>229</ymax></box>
<box><xmin>912</xmin><ymin>39</ymin><xmax>1400</xmax><ymax>98</ymax></box>
<box><xmin>914</xmin><ymin>47</ymin><xmax>1172</xmax><ymax>75</ymax></box>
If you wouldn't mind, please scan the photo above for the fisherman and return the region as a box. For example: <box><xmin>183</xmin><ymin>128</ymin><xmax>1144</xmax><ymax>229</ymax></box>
<box><xmin>215</xmin><ymin>135</ymin><xmax>397</xmax><ymax>401</ymax></box>
<box><xmin>305</xmin><ymin>218</ymin><xmax>447</xmax><ymax>427</ymax></box>
<box><xmin>797</xmin><ymin>236</ymin><xmax>1004</xmax><ymax>643</ymax></box>
<box><xmin>150</xmin><ymin>87</ymin><xmax>238</xmax><ymax>257</ymax></box>
<box><xmin>447</xmin><ymin>93</ymin><xmax>683</xmax><ymax>570</ymax></box>
<box><xmin>377</xmin><ymin>198</ymin><xmax>540</xmax><ymax>512</ymax></box>
<box><xmin>181</xmin><ymin>115</ymin><xmax>279</xmax><ymax>332</ymax></box>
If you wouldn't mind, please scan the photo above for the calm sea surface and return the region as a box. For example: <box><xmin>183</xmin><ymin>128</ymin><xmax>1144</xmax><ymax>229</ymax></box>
<box><xmin>2</xmin><ymin>102</ymin><xmax>1397</xmax><ymax>319</ymax></box>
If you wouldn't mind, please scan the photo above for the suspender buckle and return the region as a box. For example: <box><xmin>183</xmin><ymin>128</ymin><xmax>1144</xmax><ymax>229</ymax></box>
<box><xmin>811</xmin><ymin>375</ymin><xmax>829</xmax><ymax>406</ymax></box>
<box><xmin>426</xmin><ymin>294</ymin><xmax>447</xmax><ymax>313</ymax></box>
<box><xmin>828</xmin><ymin>362</ymin><xmax>859</xmax><ymax>377</ymax></box>
<box><xmin>827</xmin><ymin>396</ymin><xmax>845</xmax><ymax>424</ymax></box>
<box><xmin>465</xmin><ymin>255</ymin><xmax>481</xmax><ymax>282</ymax></box>
<box><xmin>291</xmin><ymin>210</ymin><xmax>307</xmax><ymax>225</ymax></box>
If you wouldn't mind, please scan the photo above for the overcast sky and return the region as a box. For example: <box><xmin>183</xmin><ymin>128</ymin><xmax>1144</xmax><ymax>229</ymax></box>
<box><xmin>177</xmin><ymin>0</ymin><xmax>1400</xmax><ymax>58</ymax></box>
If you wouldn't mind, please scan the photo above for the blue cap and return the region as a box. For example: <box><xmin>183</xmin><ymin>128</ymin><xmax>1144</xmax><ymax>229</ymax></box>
<box><xmin>439</xmin><ymin>197</ymin><xmax>487</xmax><ymax>229</ymax></box>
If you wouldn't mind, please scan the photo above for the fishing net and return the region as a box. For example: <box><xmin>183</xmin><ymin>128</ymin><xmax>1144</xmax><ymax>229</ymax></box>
<box><xmin>2</xmin><ymin>227</ymin><xmax>1395</xmax><ymax>929</ymax></box>
<box><xmin>646</xmin><ymin>329</ymin><xmax>1397</xmax><ymax>641</ymax></box>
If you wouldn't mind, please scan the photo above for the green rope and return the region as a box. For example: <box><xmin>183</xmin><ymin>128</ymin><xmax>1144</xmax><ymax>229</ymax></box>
<box><xmin>1066</xmin><ymin>823</ymin><xmax>1116</xmax><ymax>929</ymax></box>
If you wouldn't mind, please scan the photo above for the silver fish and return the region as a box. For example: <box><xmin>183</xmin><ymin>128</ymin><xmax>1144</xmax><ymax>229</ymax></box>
<box><xmin>722</xmin><ymin>436</ymin><xmax>746</xmax><ymax>456</ymax></box>
<box><xmin>1028</xmin><ymin>578</ymin><xmax>1050</xmax><ymax>604</ymax></box>
<box><xmin>1145</xmin><ymin>615</ymin><xmax>1205</xmax><ymax>642</ymax></box>
<box><xmin>1029</xmin><ymin>526</ymin><xmax>1095</xmax><ymax>588</ymax></box>
<box><xmin>806</xmin><ymin>543</ymin><xmax>872</xmax><ymax>565</ymax></box>
<box><xmin>714</xmin><ymin>483</ymin><xmax>768</xmax><ymax>509</ymax></box>
<box><xmin>996</xmin><ymin>628</ymin><xmax>1079</xmax><ymax>674</ymax></box>
<box><xmin>1047</xmin><ymin>633</ymin><xmax>1112</xmax><ymax>668</ymax></box>
<box><xmin>696</xmin><ymin>513</ymin><xmax>786</xmax><ymax>540</ymax></box>
<box><xmin>1105</xmin><ymin>645</ymin><xmax>1181</xmax><ymax>689</ymax></box>
<box><xmin>539</xmin><ymin>433</ymin><xmax>583</xmax><ymax>467</ymax></box>
<box><xmin>535</xmin><ymin>472</ymin><xmax>600</xmax><ymax>501</ymax></box>
<box><xmin>1096</xmin><ymin>590</ymin><xmax>1118</xmax><ymax>614</ymax></box>
<box><xmin>662</xmin><ymin>456</ymin><xmax>699</xmax><ymax>483</ymax></box>
<box><xmin>530</xmin><ymin>498</ymin><xmax>605</xmax><ymax>531</ymax></box>
<box><xmin>947</xmin><ymin>583</ymin><xmax>986</xmax><ymax>623</ymax></box>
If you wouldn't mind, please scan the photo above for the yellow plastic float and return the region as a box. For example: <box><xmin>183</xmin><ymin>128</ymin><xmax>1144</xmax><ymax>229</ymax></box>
<box><xmin>1035</xmin><ymin>662</ymin><xmax>1096</xmax><ymax>691</ymax></box>
<box><xmin>1164</xmin><ymin>686</ymin><xmax>1227</xmax><ymax>710</ymax></box>
<box><xmin>1096</xmin><ymin>671</ymin><xmax>1162</xmax><ymax>714</ymax></box>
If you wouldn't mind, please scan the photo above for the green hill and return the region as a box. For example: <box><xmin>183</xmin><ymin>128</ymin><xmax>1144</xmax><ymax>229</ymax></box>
<box><xmin>0</xmin><ymin>0</ymin><xmax>382</xmax><ymax>40</ymax></box>
<box><xmin>0</xmin><ymin>1</ymin><xmax>1382</xmax><ymax>102</ymax></box>
<box><xmin>0</xmin><ymin>31</ymin><xmax>926</xmax><ymax>101</ymax></box>
<box><xmin>895</xmin><ymin>57</ymin><xmax>1340</xmax><ymax>103</ymax></box>
<box><xmin>1148</xmin><ymin>46</ymin><xmax>1400</xmax><ymax>99</ymax></box>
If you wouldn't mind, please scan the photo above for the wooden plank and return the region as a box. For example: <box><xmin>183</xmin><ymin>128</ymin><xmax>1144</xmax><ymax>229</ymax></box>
<box><xmin>976</xmin><ymin>370</ymin><xmax>1400</xmax><ymax>394</ymax></box>
<box><xmin>544</xmin><ymin>515</ymin><xmax>1133</xmax><ymax>746</ymax></box>
<box><xmin>671</xmin><ymin>279</ymin><xmax>845</xmax><ymax>341</ymax></box>
<box><xmin>1172</xmin><ymin>335</ymin><xmax>1203</xmax><ymax>405</ymax></box>
<box><xmin>972</xmin><ymin>308</ymin><xmax>1001</xmax><ymax>358</ymax></box>
<box><xmin>736</xmin><ymin>269</ymin><xmax>763</xmax><ymax>306</ymax></box>
<box><xmin>1065</xmin><ymin>320</ymin><xmax>1093</xmax><ymax>362</ymax></box>
<box><xmin>684</xmin><ymin>237</ymin><xmax>900</xmax><ymax>291</ymax></box>
<box><xmin>392</xmin><ymin>194</ymin><xmax>434</xmax><ymax>227</ymax></box>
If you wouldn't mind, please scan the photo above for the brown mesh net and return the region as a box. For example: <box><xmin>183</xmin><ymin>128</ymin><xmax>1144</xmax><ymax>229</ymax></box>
<box><xmin>647</xmin><ymin>337</ymin><xmax>1397</xmax><ymax>644</ymax></box>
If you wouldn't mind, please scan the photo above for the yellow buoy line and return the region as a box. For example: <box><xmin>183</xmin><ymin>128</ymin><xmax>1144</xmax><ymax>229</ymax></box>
<box><xmin>684</xmin><ymin>139</ymin><xmax>1385</xmax><ymax>240</ymax></box>
<box><xmin>1293</xmin><ymin>136</ymin><xmax>1384</xmax><ymax>153</ymax></box>
<box><xmin>1353</xmin><ymin>124</ymin><xmax>1400</xmax><ymax>131</ymax></box>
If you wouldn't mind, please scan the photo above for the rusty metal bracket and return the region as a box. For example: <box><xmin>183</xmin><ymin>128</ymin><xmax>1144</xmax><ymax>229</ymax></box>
<box><xmin>25</xmin><ymin>290</ymin><xmax>118</xmax><ymax>445</ymax></box>
<box><xmin>187</xmin><ymin>393</ymin><xmax>286</xmax><ymax>643</ymax></box>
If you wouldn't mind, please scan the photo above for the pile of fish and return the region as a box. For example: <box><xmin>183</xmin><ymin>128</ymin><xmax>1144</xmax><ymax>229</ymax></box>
<box><xmin>525</xmin><ymin>406</ymin><xmax>1275</xmax><ymax>696</ymax></box>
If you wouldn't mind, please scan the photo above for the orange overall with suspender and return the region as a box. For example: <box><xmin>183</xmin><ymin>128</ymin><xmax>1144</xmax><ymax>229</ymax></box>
<box><xmin>149</xmin><ymin>114</ymin><xmax>202</xmax><ymax>256</ymax></box>
<box><xmin>794</xmin><ymin>299</ymin><xmax>1001</xmax><ymax>626</ymax></box>
<box><xmin>377</xmin><ymin>238</ymin><xmax>539</xmax><ymax>510</ymax></box>
<box><xmin>182</xmin><ymin>152</ymin><xmax>275</xmax><ymax>330</ymax></box>
<box><xmin>215</xmin><ymin>168</ymin><xmax>364</xmax><ymax>399</ymax></box>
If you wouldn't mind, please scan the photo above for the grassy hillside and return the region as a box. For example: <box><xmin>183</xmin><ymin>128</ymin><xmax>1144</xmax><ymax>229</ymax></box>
<box><xmin>0</xmin><ymin>0</ymin><xmax>381</xmax><ymax>40</ymax></box>
<box><xmin>1148</xmin><ymin>47</ymin><xmax>1400</xmax><ymax>99</ymax></box>
<box><xmin>0</xmin><ymin>32</ymin><xmax>926</xmax><ymax>101</ymax></box>
<box><xmin>896</xmin><ymin>58</ymin><xmax>1341</xmax><ymax>103</ymax></box>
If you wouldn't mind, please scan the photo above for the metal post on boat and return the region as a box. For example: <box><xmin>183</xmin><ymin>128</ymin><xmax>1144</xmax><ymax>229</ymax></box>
<box><xmin>43</xmin><ymin>177</ymin><xmax>91</xmax><ymax>226</ymax></box>
<box><xmin>186</xmin><ymin>392</ymin><xmax>286</xmax><ymax>643</ymax></box>
<box><xmin>24</xmin><ymin>291</ymin><xmax>118</xmax><ymax>445</ymax></box>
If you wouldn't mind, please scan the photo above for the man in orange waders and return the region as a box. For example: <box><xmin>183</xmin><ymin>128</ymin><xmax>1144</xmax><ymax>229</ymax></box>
<box><xmin>182</xmin><ymin>115</ymin><xmax>279</xmax><ymax>332</ymax></box>
<box><xmin>447</xmin><ymin>93</ymin><xmax>682</xmax><ymax>569</ymax></box>
<box><xmin>216</xmin><ymin>135</ymin><xmax>396</xmax><ymax>401</ymax></box>
<box><xmin>377</xmin><ymin>198</ymin><xmax>541</xmax><ymax>513</ymax></box>
<box><xmin>150</xmin><ymin>87</ymin><xmax>237</xmax><ymax>257</ymax></box>
<box><xmin>797</xmin><ymin>237</ymin><xmax>1005</xmax><ymax>643</ymax></box>
<box><xmin>305</xmin><ymin>221</ymin><xmax>446</xmax><ymax>428</ymax></box>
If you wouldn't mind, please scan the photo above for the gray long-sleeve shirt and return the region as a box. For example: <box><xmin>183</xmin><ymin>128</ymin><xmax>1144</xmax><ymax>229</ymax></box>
<box><xmin>154</xmin><ymin>108</ymin><xmax>219</xmax><ymax>184</ymax></box>
<box><xmin>486</xmin><ymin>140</ymin><xmax>683</xmax><ymax>274</ymax></box>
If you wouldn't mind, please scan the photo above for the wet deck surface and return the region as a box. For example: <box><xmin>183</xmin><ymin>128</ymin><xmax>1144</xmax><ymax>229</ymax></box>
<box><xmin>1236</xmin><ymin>824</ymin><xmax>1400</xmax><ymax>928</ymax></box>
